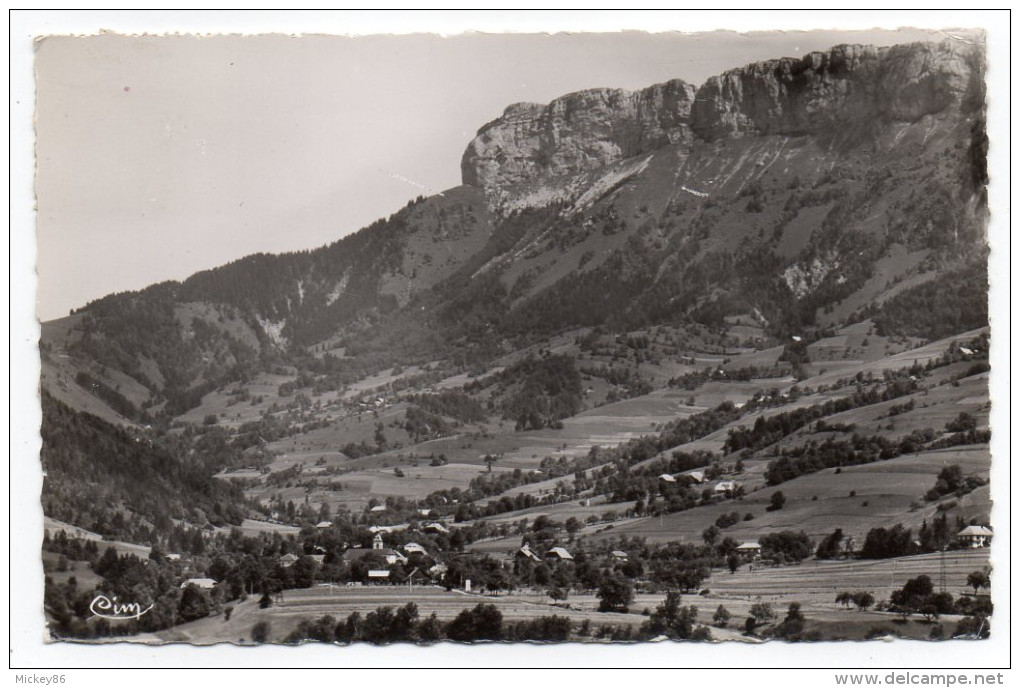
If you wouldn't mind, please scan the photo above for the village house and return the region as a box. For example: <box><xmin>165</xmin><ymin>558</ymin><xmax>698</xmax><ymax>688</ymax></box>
<box><xmin>611</xmin><ymin>550</ymin><xmax>629</xmax><ymax>562</ymax></box>
<box><xmin>659</xmin><ymin>473</ymin><xmax>677</xmax><ymax>483</ymax></box>
<box><xmin>736</xmin><ymin>542</ymin><xmax>762</xmax><ymax>559</ymax></box>
<box><xmin>278</xmin><ymin>553</ymin><xmax>300</xmax><ymax>568</ymax></box>
<box><xmin>546</xmin><ymin>547</ymin><xmax>574</xmax><ymax>561</ymax></box>
<box><xmin>424</xmin><ymin>522</ymin><xmax>450</xmax><ymax>535</ymax></box>
<box><xmin>714</xmin><ymin>481</ymin><xmax>738</xmax><ymax>495</ymax></box>
<box><xmin>957</xmin><ymin>525</ymin><xmax>993</xmax><ymax>548</ymax></box>
<box><xmin>403</xmin><ymin>542</ymin><xmax>428</xmax><ymax>556</ymax></box>
<box><xmin>684</xmin><ymin>471</ymin><xmax>705</xmax><ymax>484</ymax></box>
<box><xmin>315</xmin><ymin>520</ymin><xmax>332</xmax><ymax>529</ymax></box>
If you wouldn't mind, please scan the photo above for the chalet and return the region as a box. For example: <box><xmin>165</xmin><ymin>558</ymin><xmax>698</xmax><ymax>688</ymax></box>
<box><xmin>611</xmin><ymin>550</ymin><xmax>629</xmax><ymax>561</ymax></box>
<box><xmin>959</xmin><ymin>347</ymin><xmax>975</xmax><ymax>356</ymax></box>
<box><xmin>417</xmin><ymin>508</ymin><xmax>433</xmax><ymax>517</ymax></box>
<box><xmin>370</xmin><ymin>505</ymin><xmax>387</xmax><ymax>513</ymax></box>
<box><xmin>659</xmin><ymin>474</ymin><xmax>677</xmax><ymax>483</ymax></box>
<box><xmin>403</xmin><ymin>542</ymin><xmax>428</xmax><ymax>556</ymax></box>
<box><xmin>957</xmin><ymin>525</ymin><xmax>993</xmax><ymax>548</ymax></box>
<box><xmin>428</xmin><ymin>563</ymin><xmax>448</xmax><ymax>577</ymax></box>
<box><xmin>515</xmin><ymin>544</ymin><xmax>541</xmax><ymax>562</ymax></box>
<box><xmin>714</xmin><ymin>481</ymin><xmax>738</xmax><ymax>495</ymax></box>
<box><xmin>180</xmin><ymin>578</ymin><xmax>217</xmax><ymax>590</ymax></box>
<box><xmin>684</xmin><ymin>471</ymin><xmax>705</xmax><ymax>484</ymax></box>
<box><xmin>424</xmin><ymin>522</ymin><xmax>450</xmax><ymax>535</ymax></box>
<box><xmin>315</xmin><ymin>521</ymin><xmax>333</xmax><ymax>529</ymax></box>
<box><xmin>546</xmin><ymin>547</ymin><xmax>574</xmax><ymax>561</ymax></box>
<box><xmin>736</xmin><ymin>542</ymin><xmax>762</xmax><ymax>559</ymax></box>
<box><xmin>165</xmin><ymin>553</ymin><xmax>182</xmax><ymax>562</ymax></box>
<box><xmin>368</xmin><ymin>525</ymin><xmax>392</xmax><ymax>534</ymax></box>
<box><xmin>278</xmin><ymin>553</ymin><xmax>300</xmax><ymax>568</ymax></box>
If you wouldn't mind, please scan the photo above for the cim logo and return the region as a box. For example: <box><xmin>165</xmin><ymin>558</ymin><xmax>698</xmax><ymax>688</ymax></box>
<box><xmin>89</xmin><ymin>594</ymin><xmax>153</xmax><ymax>620</ymax></box>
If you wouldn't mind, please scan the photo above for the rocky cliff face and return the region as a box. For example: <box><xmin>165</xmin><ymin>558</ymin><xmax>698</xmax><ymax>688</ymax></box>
<box><xmin>461</xmin><ymin>79</ymin><xmax>696</xmax><ymax>191</ymax></box>
<box><xmin>690</xmin><ymin>40</ymin><xmax>983</xmax><ymax>140</ymax></box>
<box><xmin>462</xmin><ymin>39</ymin><xmax>984</xmax><ymax>194</ymax></box>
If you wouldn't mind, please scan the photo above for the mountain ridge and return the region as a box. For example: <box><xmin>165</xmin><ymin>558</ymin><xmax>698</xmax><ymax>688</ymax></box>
<box><xmin>41</xmin><ymin>38</ymin><xmax>988</xmax><ymax>426</ymax></box>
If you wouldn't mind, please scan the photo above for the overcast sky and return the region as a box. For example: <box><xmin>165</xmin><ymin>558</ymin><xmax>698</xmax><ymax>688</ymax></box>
<box><xmin>35</xmin><ymin>26</ymin><xmax>946</xmax><ymax>321</ymax></box>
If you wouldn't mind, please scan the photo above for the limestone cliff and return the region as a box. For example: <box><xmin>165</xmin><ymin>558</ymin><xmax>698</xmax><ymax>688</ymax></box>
<box><xmin>461</xmin><ymin>79</ymin><xmax>696</xmax><ymax>192</ymax></box>
<box><xmin>462</xmin><ymin>39</ymin><xmax>984</xmax><ymax>197</ymax></box>
<box><xmin>690</xmin><ymin>40</ymin><xmax>984</xmax><ymax>140</ymax></box>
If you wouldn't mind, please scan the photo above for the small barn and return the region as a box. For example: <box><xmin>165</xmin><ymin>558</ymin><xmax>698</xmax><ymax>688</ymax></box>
<box><xmin>516</xmin><ymin>544</ymin><xmax>541</xmax><ymax>562</ymax></box>
<box><xmin>367</xmin><ymin>570</ymin><xmax>391</xmax><ymax>584</ymax></box>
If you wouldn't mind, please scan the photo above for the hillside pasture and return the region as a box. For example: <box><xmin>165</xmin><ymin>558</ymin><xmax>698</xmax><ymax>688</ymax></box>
<box><xmin>584</xmin><ymin>446</ymin><xmax>990</xmax><ymax>545</ymax></box>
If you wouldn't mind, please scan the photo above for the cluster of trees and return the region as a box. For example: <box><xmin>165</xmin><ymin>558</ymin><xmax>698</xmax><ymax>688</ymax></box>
<box><xmin>668</xmin><ymin>365</ymin><xmax>785</xmax><ymax>390</ymax></box>
<box><xmin>925</xmin><ymin>464</ymin><xmax>985</xmax><ymax>502</ymax></box>
<box><xmin>835</xmin><ymin>590</ymin><xmax>876</xmax><ymax>611</ymax></box>
<box><xmin>41</xmin><ymin>392</ymin><xmax>252</xmax><ymax>546</ymax></box>
<box><xmin>74</xmin><ymin>371</ymin><xmax>138</xmax><ymax>420</ymax></box>
<box><xmin>45</xmin><ymin>546</ymin><xmax>217</xmax><ymax>638</ymax></box>
<box><xmin>763</xmin><ymin>429</ymin><xmax>936</xmax><ymax>486</ymax></box>
<box><xmin>498</xmin><ymin>355</ymin><xmax>583</xmax><ymax>430</ymax></box>
<box><xmin>759</xmin><ymin>531</ymin><xmax>814</xmax><ymax>564</ymax></box>
<box><xmin>580</xmin><ymin>364</ymin><xmax>653</xmax><ymax>398</ymax></box>
<box><xmin>281</xmin><ymin>602</ymin><xmax>631</xmax><ymax>645</ymax></box>
<box><xmin>407</xmin><ymin>390</ymin><xmax>487</xmax><ymax>424</ymax></box>
<box><xmin>870</xmin><ymin>260</ymin><xmax>989</xmax><ymax>340</ymax></box>
<box><xmin>726</xmin><ymin>378</ymin><xmax>917</xmax><ymax>455</ymax></box>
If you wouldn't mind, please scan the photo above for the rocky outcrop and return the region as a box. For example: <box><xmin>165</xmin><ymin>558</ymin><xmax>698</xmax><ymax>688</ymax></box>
<box><xmin>462</xmin><ymin>39</ymin><xmax>984</xmax><ymax>193</ymax></box>
<box><xmin>461</xmin><ymin>79</ymin><xmax>696</xmax><ymax>191</ymax></box>
<box><xmin>690</xmin><ymin>40</ymin><xmax>984</xmax><ymax>140</ymax></box>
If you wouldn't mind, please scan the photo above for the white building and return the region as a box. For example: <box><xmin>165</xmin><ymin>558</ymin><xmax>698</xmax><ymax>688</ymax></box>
<box><xmin>957</xmin><ymin>525</ymin><xmax>993</xmax><ymax>548</ymax></box>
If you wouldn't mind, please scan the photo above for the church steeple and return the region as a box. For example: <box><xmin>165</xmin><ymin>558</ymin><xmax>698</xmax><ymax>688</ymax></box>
<box><xmin>372</xmin><ymin>533</ymin><xmax>383</xmax><ymax>550</ymax></box>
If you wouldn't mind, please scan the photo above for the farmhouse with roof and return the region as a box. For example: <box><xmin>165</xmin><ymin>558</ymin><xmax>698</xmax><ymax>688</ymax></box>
<box><xmin>403</xmin><ymin>542</ymin><xmax>428</xmax><ymax>556</ymax></box>
<box><xmin>546</xmin><ymin>547</ymin><xmax>574</xmax><ymax>561</ymax></box>
<box><xmin>714</xmin><ymin>481</ymin><xmax>738</xmax><ymax>495</ymax></box>
<box><xmin>957</xmin><ymin>525</ymin><xmax>993</xmax><ymax>548</ymax></box>
<box><xmin>736</xmin><ymin>542</ymin><xmax>762</xmax><ymax>559</ymax></box>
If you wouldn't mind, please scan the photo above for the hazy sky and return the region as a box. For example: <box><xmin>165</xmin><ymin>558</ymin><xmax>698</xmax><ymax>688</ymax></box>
<box><xmin>35</xmin><ymin>27</ymin><xmax>944</xmax><ymax>321</ymax></box>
